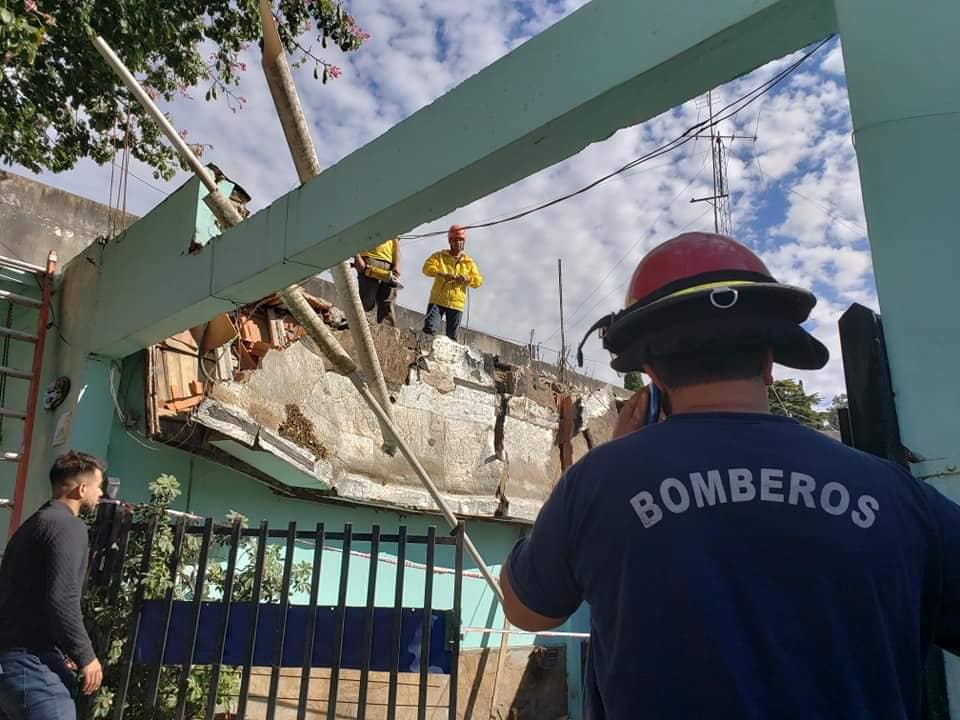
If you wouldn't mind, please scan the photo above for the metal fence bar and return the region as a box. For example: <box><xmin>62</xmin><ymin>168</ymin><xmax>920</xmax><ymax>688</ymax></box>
<box><xmin>236</xmin><ymin>520</ymin><xmax>269</xmax><ymax>720</ymax></box>
<box><xmin>356</xmin><ymin>525</ymin><xmax>380</xmax><ymax>720</ymax></box>
<box><xmin>417</xmin><ymin>527</ymin><xmax>436</xmax><ymax>720</ymax></box>
<box><xmin>297</xmin><ymin>523</ymin><xmax>325</xmax><ymax>720</ymax></box>
<box><xmin>326</xmin><ymin>523</ymin><xmax>352</xmax><ymax>720</ymax></box>
<box><xmin>112</xmin><ymin>516</ymin><xmax>159</xmax><ymax>720</ymax></box>
<box><xmin>205</xmin><ymin>518</ymin><xmax>242</xmax><ymax>720</ymax></box>
<box><xmin>81</xmin><ymin>509</ymin><xmax>132</xmax><ymax>720</ymax></box>
<box><xmin>145</xmin><ymin>516</ymin><xmax>188</xmax><ymax>718</ymax></box>
<box><xmin>386</xmin><ymin>526</ymin><xmax>406</xmax><ymax>720</ymax></box>
<box><xmin>266</xmin><ymin>521</ymin><xmax>298</xmax><ymax>720</ymax></box>
<box><xmin>90</xmin><ymin>515</ymin><xmax>466</xmax><ymax>720</ymax></box>
<box><xmin>173</xmin><ymin>517</ymin><xmax>214</xmax><ymax>720</ymax></box>
<box><xmin>167</xmin><ymin>526</ymin><xmax>456</xmax><ymax>545</ymax></box>
<box><xmin>448</xmin><ymin>523</ymin><xmax>464</xmax><ymax>720</ymax></box>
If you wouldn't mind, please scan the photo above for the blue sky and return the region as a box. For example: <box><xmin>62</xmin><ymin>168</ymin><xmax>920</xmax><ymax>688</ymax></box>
<box><xmin>12</xmin><ymin>1</ymin><xmax>875</xmax><ymax>404</ymax></box>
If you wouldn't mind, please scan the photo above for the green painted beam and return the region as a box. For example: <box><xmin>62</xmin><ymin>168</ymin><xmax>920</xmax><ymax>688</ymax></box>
<box><xmin>833</xmin><ymin>0</ymin><xmax>960</xmax><ymax>711</ymax></box>
<box><xmin>88</xmin><ymin>0</ymin><xmax>834</xmax><ymax>356</ymax></box>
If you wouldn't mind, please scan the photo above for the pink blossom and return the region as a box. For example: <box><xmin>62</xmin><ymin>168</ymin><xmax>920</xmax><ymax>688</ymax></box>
<box><xmin>178</xmin><ymin>129</ymin><xmax>189</xmax><ymax>140</ymax></box>
<box><xmin>239</xmin><ymin>62</ymin><xmax>247</xmax><ymax>72</ymax></box>
<box><xmin>327</xmin><ymin>65</ymin><xmax>342</xmax><ymax>79</ymax></box>
<box><xmin>145</xmin><ymin>85</ymin><xmax>161</xmax><ymax>101</ymax></box>
<box><xmin>24</xmin><ymin>0</ymin><xmax>37</xmax><ymax>12</ymax></box>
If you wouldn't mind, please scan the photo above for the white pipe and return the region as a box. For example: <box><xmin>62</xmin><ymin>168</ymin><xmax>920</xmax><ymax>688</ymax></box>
<box><xmin>0</xmin><ymin>255</ymin><xmax>47</xmax><ymax>275</ymax></box>
<box><xmin>257</xmin><ymin>0</ymin><xmax>396</xmax><ymax>454</ymax></box>
<box><xmin>0</xmin><ymin>499</ymin><xmax>12</xmax><ymax>509</ymax></box>
<box><xmin>92</xmin><ymin>36</ymin><xmax>217</xmax><ymax>193</ymax></box>
<box><xmin>462</xmin><ymin>627</ymin><xmax>591</xmax><ymax>639</ymax></box>
<box><xmin>91</xmin><ymin>36</ymin><xmax>244</xmax><ymax>230</ymax></box>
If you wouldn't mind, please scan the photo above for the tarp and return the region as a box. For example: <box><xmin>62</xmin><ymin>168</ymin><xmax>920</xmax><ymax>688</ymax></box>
<box><xmin>134</xmin><ymin>601</ymin><xmax>452</xmax><ymax>673</ymax></box>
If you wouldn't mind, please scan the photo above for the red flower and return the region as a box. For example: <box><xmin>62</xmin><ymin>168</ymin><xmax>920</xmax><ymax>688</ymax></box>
<box><xmin>327</xmin><ymin>65</ymin><xmax>342</xmax><ymax>78</ymax></box>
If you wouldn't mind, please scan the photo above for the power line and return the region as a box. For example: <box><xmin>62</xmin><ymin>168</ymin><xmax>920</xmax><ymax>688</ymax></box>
<box><xmin>749</xmin><ymin>143</ymin><xmax>868</xmax><ymax>237</ymax></box>
<box><xmin>399</xmin><ymin>35</ymin><xmax>834</xmax><ymax>242</ymax></box>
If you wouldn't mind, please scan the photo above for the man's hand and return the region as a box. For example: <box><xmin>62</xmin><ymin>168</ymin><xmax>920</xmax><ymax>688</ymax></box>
<box><xmin>63</xmin><ymin>657</ymin><xmax>78</xmax><ymax>671</ymax></box>
<box><xmin>355</xmin><ymin>256</ymin><xmax>366</xmax><ymax>272</ymax></box>
<box><xmin>455</xmin><ymin>274</ymin><xmax>469</xmax><ymax>284</ymax></box>
<box><xmin>79</xmin><ymin>658</ymin><xmax>103</xmax><ymax>695</ymax></box>
<box><xmin>612</xmin><ymin>386</ymin><xmax>655</xmax><ymax>440</ymax></box>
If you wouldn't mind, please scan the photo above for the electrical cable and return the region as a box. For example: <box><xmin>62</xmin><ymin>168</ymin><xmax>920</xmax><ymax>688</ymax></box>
<box><xmin>398</xmin><ymin>36</ymin><xmax>833</xmax><ymax>242</ymax></box>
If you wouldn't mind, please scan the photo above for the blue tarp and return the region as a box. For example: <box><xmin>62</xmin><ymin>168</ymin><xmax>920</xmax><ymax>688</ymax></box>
<box><xmin>134</xmin><ymin>601</ymin><xmax>452</xmax><ymax>674</ymax></box>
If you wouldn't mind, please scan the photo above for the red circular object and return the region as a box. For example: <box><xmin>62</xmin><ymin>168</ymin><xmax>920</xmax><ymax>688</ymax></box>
<box><xmin>626</xmin><ymin>232</ymin><xmax>771</xmax><ymax>306</ymax></box>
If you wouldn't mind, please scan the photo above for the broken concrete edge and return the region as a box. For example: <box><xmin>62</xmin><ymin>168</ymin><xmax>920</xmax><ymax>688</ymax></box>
<box><xmin>192</xmin><ymin>398</ymin><xmax>541</xmax><ymax>523</ymax></box>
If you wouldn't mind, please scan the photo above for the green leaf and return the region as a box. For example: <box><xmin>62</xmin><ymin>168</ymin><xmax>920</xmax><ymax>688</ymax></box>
<box><xmin>0</xmin><ymin>9</ymin><xmax>13</xmax><ymax>24</ymax></box>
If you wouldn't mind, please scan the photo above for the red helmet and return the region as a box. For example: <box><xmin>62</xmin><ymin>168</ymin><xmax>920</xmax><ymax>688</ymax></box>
<box><xmin>578</xmin><ymin>232</ymin><xmax>828</xmax><ymax>372</ymax></box>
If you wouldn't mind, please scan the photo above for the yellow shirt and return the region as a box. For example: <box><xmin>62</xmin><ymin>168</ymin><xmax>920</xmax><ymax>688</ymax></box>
<box><xmin>421</xmin><ymin>250</ymin><xmax>483</xmax><ymax>311</ymax></box>
<box><xmin>361</xmin><ymin>238</ymin><xmax>396</xmax><ymax>264</ymax></box>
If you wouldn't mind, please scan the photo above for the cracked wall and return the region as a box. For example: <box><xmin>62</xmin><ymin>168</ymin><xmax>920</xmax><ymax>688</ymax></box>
<box><xmin>198</xmin><ymin>322</ymin><xmax>623</xmax><ymax>522</ymax></box>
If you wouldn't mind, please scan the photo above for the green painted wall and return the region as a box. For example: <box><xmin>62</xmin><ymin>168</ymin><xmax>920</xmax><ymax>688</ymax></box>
<box><xmin>104</xmin><ymin>357</ymin><xmax>580</xmax><ymax>653</ymax></box>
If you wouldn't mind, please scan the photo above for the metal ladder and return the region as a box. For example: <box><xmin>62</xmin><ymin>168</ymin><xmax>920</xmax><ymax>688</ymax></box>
<box><xmin>0</xmin><ymin>252</ymin><xmax>57</xmax><ymax>537</ymax></box>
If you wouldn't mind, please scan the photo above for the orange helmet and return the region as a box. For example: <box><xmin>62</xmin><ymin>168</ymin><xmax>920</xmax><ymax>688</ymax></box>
<box><xmin>448</xmin><ymin>224</ymin><xmax>467</xmax><ymax>241</ymax></box>
<box><xmin>578</xmin><ymin>232</ymin><xmax>828</xmax><ymax>372</ymax></box>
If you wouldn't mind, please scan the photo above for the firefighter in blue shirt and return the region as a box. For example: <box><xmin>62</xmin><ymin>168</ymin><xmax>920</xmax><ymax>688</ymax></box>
<box><xmin>500</xmin><ymin>231</ymin><xmax>960</xmax><ymax>720</ymax></box>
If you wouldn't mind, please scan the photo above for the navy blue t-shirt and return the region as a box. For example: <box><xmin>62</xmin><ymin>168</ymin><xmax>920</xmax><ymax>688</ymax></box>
<box><xmin>507</xmin><ymin>412</ymin><xmax>960</xmax><ymax>720</ymax></box>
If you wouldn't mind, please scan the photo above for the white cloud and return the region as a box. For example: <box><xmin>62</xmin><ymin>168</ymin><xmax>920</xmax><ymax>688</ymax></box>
<box><xmin>820</xmin><ymin>43</ymin><xmax>846</xmax><ymax>77</ymax></box>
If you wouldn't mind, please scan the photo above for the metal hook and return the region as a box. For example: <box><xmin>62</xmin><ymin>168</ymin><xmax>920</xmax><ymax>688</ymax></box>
<box><xmin>710</xmin><ymin>287</ymin><xmax>739</xmax><ymax>310</ymax></box>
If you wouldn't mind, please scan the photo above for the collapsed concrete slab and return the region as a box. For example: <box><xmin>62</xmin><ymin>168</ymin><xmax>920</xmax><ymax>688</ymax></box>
<box><xmin>153</xmin><ymin>291</ymin><xmax>625</xmax><ymax>522</ymax></box>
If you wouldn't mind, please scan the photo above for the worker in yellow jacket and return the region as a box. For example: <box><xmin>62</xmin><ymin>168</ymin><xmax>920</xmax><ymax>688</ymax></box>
<box><xmin>421</xmin><ymin>225</ymin><xmax>483</xmax><ymax>341</ymax></box>
<box><xmin>354</xmin><ymin>237</ymin><xmax>400</xmax><ymax>326</ymax></box>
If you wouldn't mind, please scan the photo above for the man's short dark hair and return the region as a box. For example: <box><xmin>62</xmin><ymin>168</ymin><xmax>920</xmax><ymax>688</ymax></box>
<box><xmin>49</xmin><ymin>450</ymin><xmax>106</xmax><ymax>489</ymax></box>
<box><xmin>647</xmin><ymin>344</ymin><xmax>767</xmax><ymax>389</ymax></box>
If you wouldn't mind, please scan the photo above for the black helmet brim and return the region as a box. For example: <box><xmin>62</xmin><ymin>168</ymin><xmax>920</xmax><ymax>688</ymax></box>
<box><xmin>598</xmin><ymin>283</ymin><xmax>829</xmax><ymax>372</ymax></box>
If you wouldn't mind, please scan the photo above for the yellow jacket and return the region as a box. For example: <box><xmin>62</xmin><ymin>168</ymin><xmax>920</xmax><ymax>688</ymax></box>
<box><xmin>422</xmin><ymin>250</ymin><xmax>483</xmax><ymax>311</ymax></box>
<box><xmin>360</xmin><ymin>238</ymin><xmax>397</xmax><ymax>265</ymax></box>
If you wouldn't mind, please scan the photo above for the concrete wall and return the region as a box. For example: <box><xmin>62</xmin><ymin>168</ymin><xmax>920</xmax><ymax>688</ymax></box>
<box><xmin>0</xmin><ymin>171</ymin><xmax>135</xmax><ymax>268</ymax></box>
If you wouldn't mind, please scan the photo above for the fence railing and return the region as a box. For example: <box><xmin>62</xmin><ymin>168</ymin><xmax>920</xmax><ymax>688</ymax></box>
<box><xmin>84</xmin><ymin>504</ymin><xmax>464</xmax><ymax>720</ymax></box>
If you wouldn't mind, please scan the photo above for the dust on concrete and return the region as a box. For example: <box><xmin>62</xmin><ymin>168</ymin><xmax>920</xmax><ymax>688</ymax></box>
<box><xmin>277</xmin><ymin>403</ymin><xmax>328</xmax><ymax>460</ymax></box>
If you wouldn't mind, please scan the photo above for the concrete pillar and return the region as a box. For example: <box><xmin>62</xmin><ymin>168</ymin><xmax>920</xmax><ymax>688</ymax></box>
<box><xmin>833</xmin><ymin>0</ymin><xmax>960</xmax><ymax>709</ymax></box>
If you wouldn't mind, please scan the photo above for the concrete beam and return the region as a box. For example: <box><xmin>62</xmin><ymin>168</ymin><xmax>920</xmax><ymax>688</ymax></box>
<box><xmin>90</xmin><ymin>0</ymin><xmax>834</xmax><ymax>356</ymax></box>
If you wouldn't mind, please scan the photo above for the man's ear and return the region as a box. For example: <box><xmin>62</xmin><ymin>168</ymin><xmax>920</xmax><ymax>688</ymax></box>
<box><xmin>762</xmin><ymin>348</ymin><xmax>774</xmax><ymax>386</ymax></box>
<box><xmin>641</xmin><ymin>364</ymin><xmax>665</xmax><ymax>392</ymax></box>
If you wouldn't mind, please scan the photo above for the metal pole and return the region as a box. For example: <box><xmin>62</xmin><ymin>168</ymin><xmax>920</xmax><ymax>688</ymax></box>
<box><xmin>257</xmin><ymin>0</ymin><xmax>396</xmax><ymax>455</ymax></box>
<box><xmin>91</xmin><ymin>36</ymin><xmax>244</xmax><ymax>230</ymax></box>
<box><xmin>463</xmin><ymin>627</ymin><xmax>591</xmax><ymax>639</ymax></box>
<box><xmin>92</xmin><ymin>36</ymin><xmax>215</xmax><ymax>192</ymax></box>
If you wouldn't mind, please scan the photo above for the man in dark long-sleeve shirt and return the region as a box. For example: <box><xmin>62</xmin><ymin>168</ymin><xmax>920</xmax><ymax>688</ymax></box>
<box><xmin>0</xmin><ymin>451</ymin><xmax>105</xmax><ymax>720</ymax></box>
